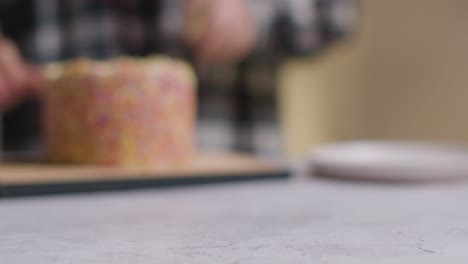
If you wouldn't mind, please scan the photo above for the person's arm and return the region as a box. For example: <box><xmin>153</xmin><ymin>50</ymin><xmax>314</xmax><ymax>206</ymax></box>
<box><xmin>0</xmin><ymin>0</ymin><xmax>43</xmax><ymax>110</ymax></box>
<box><xmin>183</xmin><ymin>0</ymin><xmax>358</xmax><ymax>63</ymax></box>
<box><xmin>0</xmin><ymin>37</ymin><xmax>42</xmax><ymax>110</ymax></box>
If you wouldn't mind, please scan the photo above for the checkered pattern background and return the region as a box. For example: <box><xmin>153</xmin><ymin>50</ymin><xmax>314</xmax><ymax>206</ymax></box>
<box><xmin>0</xmin><ymin>0</ymin><xmax>357</xmax><ymax>158</ymax></box>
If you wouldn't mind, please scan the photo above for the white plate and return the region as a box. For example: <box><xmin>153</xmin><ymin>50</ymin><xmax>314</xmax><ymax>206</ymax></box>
<box><xmin>309</xmin><ymin>141</ymin><xmax>468</xmax><ymax>182</ymax></box>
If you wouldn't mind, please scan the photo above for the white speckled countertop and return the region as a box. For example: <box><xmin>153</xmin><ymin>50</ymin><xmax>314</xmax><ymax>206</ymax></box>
<box><xmin>1</xmin><ymin>178</ymin><xmax>468</xmax><ymax>263</ymax></box>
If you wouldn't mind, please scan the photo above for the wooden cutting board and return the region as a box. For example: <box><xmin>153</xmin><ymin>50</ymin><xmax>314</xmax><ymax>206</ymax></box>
<box><xmin>0</xmin><ymin>153</ymin><xmax>288</xmax><ymax>198</ymax></box>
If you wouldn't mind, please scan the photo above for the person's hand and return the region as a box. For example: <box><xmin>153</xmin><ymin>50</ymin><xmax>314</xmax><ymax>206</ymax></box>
<box><xmin>0</xmin><ymin>38</ymin><xmax>43</xmax><ymax>111</ymax></box>
<box><xmin>184</xmin><ymin>0</ymin><xmax>255</xmax><ymax>64</ymax></box>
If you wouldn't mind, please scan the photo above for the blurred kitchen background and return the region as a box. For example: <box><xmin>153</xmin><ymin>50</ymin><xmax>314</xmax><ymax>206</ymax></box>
<box><xmin>3</xmin><ymin>0</ymin><xmax>468</xmax><ymax>161</ymax></box>
<box><xmin>280</xmin><ymin>0</ymin><xmax>468</xmax><ymax>158</ymax></box>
